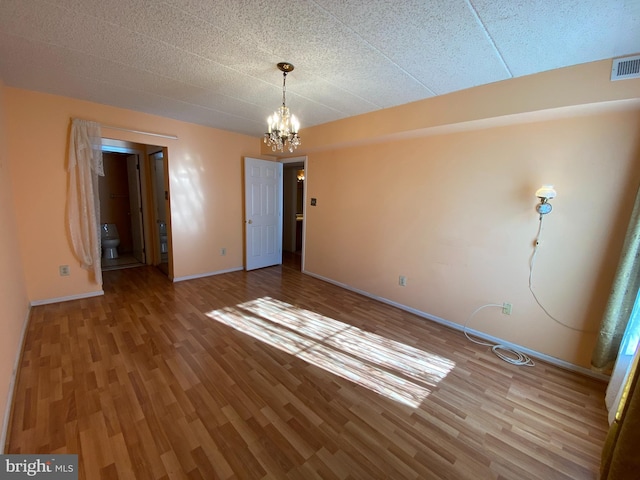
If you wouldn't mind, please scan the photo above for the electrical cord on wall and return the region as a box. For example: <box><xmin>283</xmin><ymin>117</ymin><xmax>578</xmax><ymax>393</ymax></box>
<box><xmin>463</xmin><ymin>304</ymin><xmax>535</xmax><ymax>367</ymax></box>
<box><xmin>463</xmin><ymin>199</ymin><xmax>597</xmax><ymax>366</ymax></box>
<box><xmin>529</xmin><ymin>216</ymin><xmax>597</xmax><ymax>334</ymax></box>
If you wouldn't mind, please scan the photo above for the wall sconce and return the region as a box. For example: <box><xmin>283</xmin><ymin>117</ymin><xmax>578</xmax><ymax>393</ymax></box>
<box><xmin>535</xmin><ymin>185</ymin><xmax>557</xmax><ymax>217</ymax></box>
<box><xmin>297</xmin><ymin>169</ymin><xmax>305</xmax><ymax>182</ymax></box>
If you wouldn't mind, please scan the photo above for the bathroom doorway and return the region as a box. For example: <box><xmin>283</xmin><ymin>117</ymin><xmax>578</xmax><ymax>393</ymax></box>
<box><xmin>98</xmin><ymin>151</ymin><xmax>145</xmax><ymax>270</ymax></box>
<box><xmin>99</xmin><ymin>139</ymin><xmax>173</xmax><ymax>277</ymax></box>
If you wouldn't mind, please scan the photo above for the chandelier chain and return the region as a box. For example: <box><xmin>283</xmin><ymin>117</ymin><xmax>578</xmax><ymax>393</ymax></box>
<box><xmin>282</xmin><ymin>72</ymin><xmax>287</xmax><ymax>107</ymax></box>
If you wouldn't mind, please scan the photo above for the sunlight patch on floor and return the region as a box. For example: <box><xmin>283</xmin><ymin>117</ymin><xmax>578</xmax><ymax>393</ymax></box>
<box><xmin>206</xmin><ymin>297</ymin><xmax>455</xmax><ymax>408</ymax></box>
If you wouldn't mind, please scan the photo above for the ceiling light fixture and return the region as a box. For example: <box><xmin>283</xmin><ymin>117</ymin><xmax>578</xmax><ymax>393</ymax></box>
<box><xmin>264</xmin><ymin>62</ymin><xmax>301</xmax><ymax>153</ymax></box>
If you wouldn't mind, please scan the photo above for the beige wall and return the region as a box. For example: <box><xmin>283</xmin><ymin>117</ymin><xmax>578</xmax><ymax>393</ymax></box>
<box><xmin>0</xmin><ymin>79</ymin><xmax>30</xmax><ymax>444</ymax></box>
<box><xmin>4</xmin><ymin>87</ymin><xmax>260</xmax><ymax>301</ymax></box>
<box><xmin>300</xmin><ymin>60</ymin><xmax>640</xmax><ymax>369</ymax></box>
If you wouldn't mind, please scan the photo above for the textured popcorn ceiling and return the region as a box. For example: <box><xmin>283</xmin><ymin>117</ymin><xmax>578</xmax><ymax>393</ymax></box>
<box><xmin>0</xmin><ymin>0</ymin><xmax>638</xmax><ymax>137</ymax></box>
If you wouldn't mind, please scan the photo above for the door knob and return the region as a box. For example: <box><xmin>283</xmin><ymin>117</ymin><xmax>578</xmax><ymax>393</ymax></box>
<box><xmin>247</xmin><ymin>219</ymin><xmax>253</xmax><ymax>224</ymax></box>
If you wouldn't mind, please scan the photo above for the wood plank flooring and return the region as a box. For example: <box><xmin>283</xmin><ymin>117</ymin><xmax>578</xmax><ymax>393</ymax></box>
<box><xmin>6</xmin><ymin>258</ymin><xmax>609</xmax><ymax>479</ymax></box>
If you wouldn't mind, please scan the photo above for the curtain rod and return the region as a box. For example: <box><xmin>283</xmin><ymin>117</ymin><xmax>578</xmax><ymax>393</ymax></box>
<box><xmin>101</xmin><ymin>124</ymin><xmax>178</xmax><ymax>140</ymax></box>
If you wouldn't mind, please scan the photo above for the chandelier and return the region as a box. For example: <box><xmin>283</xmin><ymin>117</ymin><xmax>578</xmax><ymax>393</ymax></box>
<box><xmin>264</xmin><ymin>62</ymin><xmax>301</xmax><ymax>153</ymax></box>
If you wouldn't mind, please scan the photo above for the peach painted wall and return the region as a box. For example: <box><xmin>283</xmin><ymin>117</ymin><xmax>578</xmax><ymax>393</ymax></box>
<box><xmin>4</xmin><ymin>87</ymin><xmax>260</xmax><ymax>302</ymax></box>
<box><xmin>300</xmin><ymin>61</ymin><xmax>640</xmax><ymax>369</ymax></box>
<box><xmin>0</xmin><ymin>79</ymin><xmax>30</xmax><ymax>445</ymax></box>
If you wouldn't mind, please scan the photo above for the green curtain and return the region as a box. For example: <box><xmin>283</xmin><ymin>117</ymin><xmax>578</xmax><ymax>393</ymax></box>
<box><xmin>601</xmin><ymin>350</ymin><xmax>640</xmax><ymax>479</ymax></box>
<box><xmin>591</xmin><ymin>184</ymin><xmax>640</xmax><ymax>371</ymax></box>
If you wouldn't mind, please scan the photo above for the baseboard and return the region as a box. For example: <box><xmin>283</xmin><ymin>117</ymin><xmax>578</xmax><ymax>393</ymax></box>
<box><xmin>302</xmin><ymin>270</ymin><xmax>609</xmax><ymax>382</ymax></box>
<box><xmin>173</xmin><ymin>266</ymin><xmax>244</xmax><ymax>283</ymax></box>
<box><xmin>1</xmin><ymin>303</ymin><xmax>32</xmax><ymax>452</ymax></box>
<box><xmin>30</xmin><ymin>290</ymin><xmax>104</xmax><ymax>306</ymax></box>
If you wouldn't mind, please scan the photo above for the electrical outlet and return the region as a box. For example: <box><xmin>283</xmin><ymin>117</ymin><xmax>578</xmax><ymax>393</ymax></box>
<box><xmin>59</xmin><ymin>265</ymin><xmax>70</xmax><ymax>276</ymax></box>
<box><xmin>502</xmin><ymin>302</ymin><xmax>512</xmax><ymax>315</ymax></box>
<box><xmin>399</xmin><ymin>275</ymin><xmax>407</xmax><ymax>287</ymax></box>
<box><xmin>220</xmin><ymin>247</ymin><xmax>226</xmax><ymax>256</ymax></box>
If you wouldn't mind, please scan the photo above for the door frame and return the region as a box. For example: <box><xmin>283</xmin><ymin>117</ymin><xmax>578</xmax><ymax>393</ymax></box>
<box><xmin>100</xmin><ymin>139</ymin><xmax>173</xmax><ymax>277</ymax></box>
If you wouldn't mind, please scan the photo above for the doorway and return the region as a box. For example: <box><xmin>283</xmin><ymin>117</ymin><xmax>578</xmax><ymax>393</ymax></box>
<box><xmin>98</xmin><ymin>151</ymin><xmax>145</xmax><ymax>270</ymax></box>
<box><xmin>99</xmin><ymin>139</ymin><xmax>173</xmax><ymax>277</ymax></box>
<box><xmin>282</xmin><ymin>158</ymin><xmax>306</xmax><ymax>271</ymax></box>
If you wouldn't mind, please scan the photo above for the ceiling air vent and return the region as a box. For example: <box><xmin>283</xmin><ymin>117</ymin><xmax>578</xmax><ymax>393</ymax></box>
<box><xmin>611</xmin><ymin>55</ymin><xmax>640</xmax><ymax>81</ymax></box>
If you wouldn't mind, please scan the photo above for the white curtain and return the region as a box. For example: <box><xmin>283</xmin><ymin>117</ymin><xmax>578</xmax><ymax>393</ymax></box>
<box><xmin>606</xmin><ymin>289</ymin><xmax>640</xmax><ymax>424</ymax></box>
<box><xmin>67</xmin><ymin>118</ymin><xmax>104</xmax><ymax>285</ymax></box>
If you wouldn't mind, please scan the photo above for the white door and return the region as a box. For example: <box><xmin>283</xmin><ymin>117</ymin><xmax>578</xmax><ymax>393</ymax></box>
<box><xmin>244</xmin><ymin>157</ymin><xmax>283</xmax><ymax>270</ymax></box>
<box><xmin>126</xmin><ymin>154</ymin><xmax>145</xmax><ymax>263</ymax></box>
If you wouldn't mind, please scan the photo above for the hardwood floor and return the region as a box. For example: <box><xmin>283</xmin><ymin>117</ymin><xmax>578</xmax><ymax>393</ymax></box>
<box><xmin>6</xmin><ymin>259</ymin><xmax>609</xmax><ymax>479</ymax></box>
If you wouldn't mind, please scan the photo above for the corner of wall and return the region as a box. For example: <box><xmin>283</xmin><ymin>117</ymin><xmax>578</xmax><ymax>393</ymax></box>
<box><xmin>0</xmin><ymin>79</ymin><xmax>31</xmax><ymax>450</ymax></box>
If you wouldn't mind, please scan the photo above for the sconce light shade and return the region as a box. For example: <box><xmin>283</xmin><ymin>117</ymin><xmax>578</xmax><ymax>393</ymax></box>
<box><xmin>535</xmin><ymin>185</ymin><xmax>557</xmax><ymax>200</ymax></box>
<box><xmin>535</xmin><ymin>185</ymin><xmax>556</xmax><ymax>216</ymax></box>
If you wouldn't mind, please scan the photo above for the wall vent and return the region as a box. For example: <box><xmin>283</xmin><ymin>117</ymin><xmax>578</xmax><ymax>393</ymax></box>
<box><xmin>611</xmin><ymin>55</ymin><xmax>640</xmax><ymax>81</ymax></box>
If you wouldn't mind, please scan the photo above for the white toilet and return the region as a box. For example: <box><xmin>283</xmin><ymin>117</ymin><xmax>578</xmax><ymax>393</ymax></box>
<box><xmin>101</xmin><ymin>223</ymin><xmax>120</xmax><ymax>260</ymax></box>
